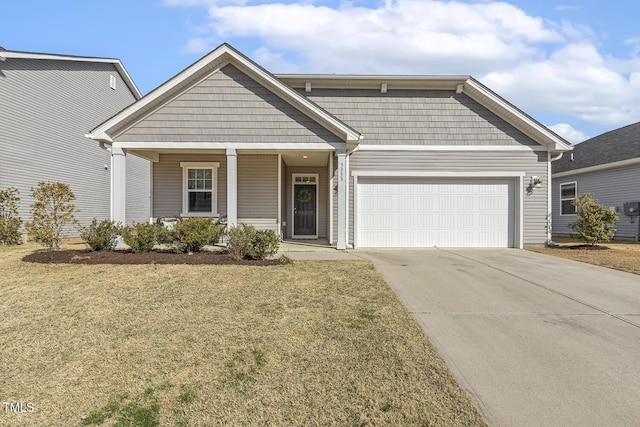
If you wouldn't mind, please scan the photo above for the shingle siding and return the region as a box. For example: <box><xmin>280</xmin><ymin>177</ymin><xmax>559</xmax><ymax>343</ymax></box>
<box><xmin>116</xmin><ymin>64</ymin><xmax>342</xmax><ymax>144</ymax></box>
<box><xmin>0</xmin><ymin>57</ymin><xmax>149</xmax><ymax>233</ymax></box>
<box><xmin>552</xmin><ymin>165</ymin><xmax>640</xmax><ymax>240</ymax></box>
<box><xmin>304</xmin><ymin>89</ymin><xmax>540</xmax><ymax>146</ymax></box>
<box><xmin>349</xmin><ymin>150</ymin><xmax>549</xmax><ymax>244</ymax></box>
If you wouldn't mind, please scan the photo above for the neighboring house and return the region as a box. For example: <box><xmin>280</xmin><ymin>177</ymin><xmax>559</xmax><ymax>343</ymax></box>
<box><xmin>0</xmin><ymin>47</ymin><xmax>150</xmax><ymax>234</ymax></box>
<box><xmin>87</xmin><ymin>43</ymin><xmax>571</xmax><ymax>249</ymax></box>
<box><xmin>552</xmin><ymin>122</ymin><xmax>640</xmax><ymax>240</ymax></box>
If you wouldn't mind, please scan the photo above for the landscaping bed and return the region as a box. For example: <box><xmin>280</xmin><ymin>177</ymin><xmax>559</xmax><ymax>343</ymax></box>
<box><xmin>23</xmin><ymin>249</ymin><xmax>280</xmax><ymax>265</ymax></box>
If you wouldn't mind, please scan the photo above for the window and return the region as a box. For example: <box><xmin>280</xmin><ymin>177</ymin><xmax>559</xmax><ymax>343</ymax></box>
<box><xmin>180</xmin><ymin>162</ymin><xmax>219</xmax><ymax>216</ymax></box>
<box><xmin>560</xmin><ymin>182</ymin><xmax>577</xmax><ymax>215</ymax></box>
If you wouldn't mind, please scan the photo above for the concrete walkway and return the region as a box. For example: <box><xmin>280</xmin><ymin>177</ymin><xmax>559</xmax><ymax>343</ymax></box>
<box><xmin>357</xmin><ymin>248</ymin><xmax>640</xmax><ymax>427</ymax></box>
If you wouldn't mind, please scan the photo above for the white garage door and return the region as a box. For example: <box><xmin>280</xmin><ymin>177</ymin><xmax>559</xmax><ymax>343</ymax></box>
<box><xmin>356</xmin><ymin>177</ymin><xmax>514</xmax><ymax>248</ymax></box>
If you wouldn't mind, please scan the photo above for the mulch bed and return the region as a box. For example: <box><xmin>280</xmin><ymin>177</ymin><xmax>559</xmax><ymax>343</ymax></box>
<box><xmin>566</xmin><ymin>245</ymin><xmax>609</xmax><ymax>250</ymax></box>
<box><xmin>22</xmin><ymin>250</ymin><xmax>281</xmax><ymax>266</ymax></box>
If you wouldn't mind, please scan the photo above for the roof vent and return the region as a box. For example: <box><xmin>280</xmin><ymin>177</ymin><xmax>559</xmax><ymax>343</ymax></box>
<box><xmin>570</xmin><ymin>152</ymin><xmax>574</xmax><ymax>161</ymax></box>
<box><xmin>109</xmin><ymin>75</ymin><xmax>117</xmax><ymax>90</ymax></box>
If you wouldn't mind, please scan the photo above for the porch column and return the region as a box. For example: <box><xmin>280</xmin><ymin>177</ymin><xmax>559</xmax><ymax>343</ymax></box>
<box><xmin>111</xmin><ymin>146</ymin><xmax>126</xmax><ymax>224</ymax></box>
<box><xmin>226</xmin><ymin>148</ymin><xmax>238</xmax><ymax>227</ymax></box>
<box><xmin>336</xmin><ymin>149</ymin><xmax>347</xmax><ymax>250</ymax></box>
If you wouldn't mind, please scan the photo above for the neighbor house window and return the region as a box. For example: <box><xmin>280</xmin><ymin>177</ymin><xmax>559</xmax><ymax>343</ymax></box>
<box><xmin>560</xmin><ymin>182</ymin><xmax>577</xmax><ymax>215</ymax></box>
<box><xmin>180</xmin><ymin>162</ymin><xmax>219</xmax><ymax>216</ymax></box>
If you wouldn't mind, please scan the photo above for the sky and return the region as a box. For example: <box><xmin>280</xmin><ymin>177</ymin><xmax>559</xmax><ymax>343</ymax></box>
<box><xmin>1</xmin><ymin>0</ymin><xmax>638</xmax><ymax>144</ymax></box>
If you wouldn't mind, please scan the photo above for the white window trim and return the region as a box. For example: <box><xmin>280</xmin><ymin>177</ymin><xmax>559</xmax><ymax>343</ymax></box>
<box><xmin>180</xmin><ymin>162</ymin><xmax>220</xmax><ymax>217</ymax></box>
<box><xmin>560</xmin><ymin>181</ymin><xmax>577</xmax><ymax>216</ymax></box>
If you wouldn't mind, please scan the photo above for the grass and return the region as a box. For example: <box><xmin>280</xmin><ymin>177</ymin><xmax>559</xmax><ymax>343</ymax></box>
<box><xmin>0</xmin><ymin>242</ymin><xmax>486</xmax><ymax>426</ymax></box>
<box><xmin>527</xmin><ymin>237</ymin><xmax>640</xmax><ymax>275</ymax></box>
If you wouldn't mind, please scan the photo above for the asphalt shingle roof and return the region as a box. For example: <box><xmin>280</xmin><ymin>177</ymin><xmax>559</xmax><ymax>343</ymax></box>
<box><xmin>553</xmin><ymin>121</ymin><xmax>640</xmax><ymax>174</ymax></box>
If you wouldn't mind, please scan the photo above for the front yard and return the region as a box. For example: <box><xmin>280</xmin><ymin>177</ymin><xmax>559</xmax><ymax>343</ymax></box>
<box><xmin>0</xmin><ymin>243</ymin><xmax>486</xmax><ymax>426</ymax></box>
<box><xmin>527</xmin><ymin>237</ymin><xmax>640</xmax><ymax>275</ymax></box>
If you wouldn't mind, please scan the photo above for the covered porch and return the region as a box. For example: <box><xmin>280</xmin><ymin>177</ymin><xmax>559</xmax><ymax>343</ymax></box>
<box><xmin>110</xmin><ymin>144</ymin><xmax>350</xmax><ymax>249</ymax></box>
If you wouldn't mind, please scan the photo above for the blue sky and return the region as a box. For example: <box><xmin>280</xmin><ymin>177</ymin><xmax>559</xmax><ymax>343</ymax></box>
<box><xmin>1</xmin><ymin>0</ymin><xmax>638</xmax><ymax>144</ymax></box>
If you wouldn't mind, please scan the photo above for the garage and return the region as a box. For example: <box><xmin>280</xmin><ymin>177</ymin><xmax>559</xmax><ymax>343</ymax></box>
<box><xmin>356</xmin><ymin>177</ymin><xmax>515</xmax><ymax>248</ymax></box>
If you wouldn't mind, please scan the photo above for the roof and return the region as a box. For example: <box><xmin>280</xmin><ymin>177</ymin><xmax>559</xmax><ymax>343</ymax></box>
<box><xmin>88</xmin><ymin>43</ymin><xmax>361</xmax><ymax>144</ymax></box>
<box><xmin>0</xmin><ymin>48</ymin><xmax>141</xmax><ymax>99</ymax></box>
<box><xmin>553</xmin><ymin>121</ymin><xmax>640</xmax><ymax>175</ymax></box>
<box><xmin>277</xmin><ymin>74</ymin><xmax>571</xmax><ymax>153</ymax></box>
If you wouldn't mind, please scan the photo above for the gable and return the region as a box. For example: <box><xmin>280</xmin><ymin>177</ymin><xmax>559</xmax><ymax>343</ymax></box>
<box><xmin>304</xmin><ymin>88</ymin><xmax>540</xmax><ymax>147</ymax></box>
<box><xmin>115</xmin><ymin>64</ymin><xmax>342</xmax><ymax>144</ymax></box>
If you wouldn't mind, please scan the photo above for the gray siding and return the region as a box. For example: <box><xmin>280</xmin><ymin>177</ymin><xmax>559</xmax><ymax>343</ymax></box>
<box><xmin>349</xmin><ymin>150</ymin><xmax>549</xmax><ymax>244</ymax></box>
<box><xmin>552</xmin><ymin>165</ymin><xmax>640</xmax><ymax>240</ymax></box>
<box><xmin>237</xmin><ymin>154</ymin><xmax>278</xmax><ymax>219</ymax></box>
<box><xmin>152</xmin><ymin>153</ymin><xmax>227</xmax><ymax>218</ymax></box>
<box><xmin>0</xmin><ymin>57</ymin><xmax>148</xmax><ymax>233</ymax></box>
<box><xmin>284</xmin><ymin>167</ymin><xmax>329</xmax><ymax>239</ymax></box>
<box><xmin>117</xmin><ymin>64</ymin><xmax>342</xmax><ymax>144</ymax></box>
<box><xmin>304</xmin><ymin>89</ymin><xmax>540</xmax><ymax>146</ymax></box>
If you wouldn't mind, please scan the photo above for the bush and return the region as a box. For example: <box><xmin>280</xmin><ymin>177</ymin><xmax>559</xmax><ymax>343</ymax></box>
<box><xmin>569</xmin><ymin>193</ymin><xmax>619</xmax><ymax>246</ymax></box>
<box><xmin>227</xmin><ymin>224</ymin><xmax>256</xmax><ymax>260</ymax></box>
<box><xmin>0</xmin><ymin>187</ymin><xmax>22</xmax><ymax>245</ymax></box>
<box><xmin>27</xmin><ymin>182</ymin><xmax>79</xmax><ymax>252</ymax></box>
<box><xmin>226</xmin><ymin>225</ymin><xmax>280</xmax><ymax>260</ymax></box>
<box><xmin>171</xmin><ymin>217</ymin><xmax>225</xmax><ymax>253</ymax></box>
<box><xmin>120</xmin><ymin>222</ymin><xmax>159</xmax><ymax>253</ymax></box>
<box><xmin>251</xmin><ymin>229</ymin><xmax>280</xmax><ymax>260</ymax></box>
<box><xmin>80</xmin><ymin>219</ymin><xmax>118</xmax><ymax>251</ymax></box>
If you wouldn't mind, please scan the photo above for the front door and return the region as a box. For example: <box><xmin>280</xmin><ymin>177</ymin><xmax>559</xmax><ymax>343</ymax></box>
<box><xmin>293</xmin><ymin>183</ymin><xmax>317</xmax><ymax>237</ymax></box>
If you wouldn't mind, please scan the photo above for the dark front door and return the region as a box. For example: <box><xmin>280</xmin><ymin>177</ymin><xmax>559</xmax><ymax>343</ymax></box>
<box><xmin>294</xmin><ymin>184</ymin><xmax>317</xmax><ymax>236</ymax></box>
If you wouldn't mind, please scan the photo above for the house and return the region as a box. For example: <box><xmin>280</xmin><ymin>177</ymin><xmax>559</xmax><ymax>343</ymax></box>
<box><xmin>552</xmin><ymin>122</ymin><xmax>640</xmax><ymax>241</ymax></box>
<box><xmin>0</xmin><ymin>47</ymin><xmax>150</xmax><ymax>233</ymax></box>
<box><xmin>87</xmin><ymin>43</ymin><xmax>571</xmax><ymax>249</ymax></box>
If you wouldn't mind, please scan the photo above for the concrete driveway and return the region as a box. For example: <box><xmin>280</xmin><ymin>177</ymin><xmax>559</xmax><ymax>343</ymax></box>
<box><xmin>356</xmin><ymin>249</ymin><xmax>640</xmax><ymax>427</ymax></box>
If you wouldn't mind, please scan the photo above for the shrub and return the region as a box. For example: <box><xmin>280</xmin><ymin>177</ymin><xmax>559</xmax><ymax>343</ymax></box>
<box><xmin>171</xmin><ymin>217</ymin><xmax>225</xmax><ymax>253</ymax></box>
<box><xmin>251</xmin><ymin>229</ymin><xmax>280</xmax><ymax>260</ymax></box>
<box><xmin>226</xmin><ymin>225</ymin><xmax>280</xmax><ymax>260</ymax></box>
<box><xmin>0</xmin><ymin>187</ymin><xmax>22</xmax><ymax>245</ymax></box>
<box><xmin>227</xmin><ymin>224</ymin><xmax>256</xmax><ymax>260</ymax></box>
<box><xmin>27</xmin><ymin>181</ymin><xmax>79</xmax><ymax>252</ymax></box>
<box><xmin>120</xmin><ymin>222</ymin><xmax>159</xmax><ymax>253</ymax></box>
<box><xmin>80</xmin><ymin>219</ymin><xmax>118</xmax><ymax>251</ymax></box>
<box><xmin>569</xmin><ymin>193</ymin><xmax>619</xmax><ymax>246</ymax></box>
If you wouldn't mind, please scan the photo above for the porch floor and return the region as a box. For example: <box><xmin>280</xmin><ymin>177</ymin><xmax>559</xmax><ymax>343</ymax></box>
<box><xmin>280</xmin><ymin>239</ymin><xmax>335</xmax><ymax>252</ymax></box>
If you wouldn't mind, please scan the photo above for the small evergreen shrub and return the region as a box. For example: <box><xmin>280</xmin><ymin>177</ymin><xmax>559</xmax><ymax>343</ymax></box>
<box><xmin>27</xmin><ymin>181</ymin><xmax>79</xmax><ymax>252</ymax></box>
<box><xmin>227</xmin><ymin>225</ymin><xmax>280</xmax><ymax>260</ymax></box>
<box><xmin>569</xmin><ymin>193</ymin><xmax>619</xmax><ymax>246</ymax></box>
<box><xmin>120</xmin><ymin>222</ymin><xmax>159</xmax><ymax>253</ymax></box>
<box><xmin>171</xmin><ymin>217</ymin><xmax>225</xmax><ymax>253</ymax></box>
<box><xmin>0</xmin><ymin>187</ymin><xmax>22</xmax><ymax>245</ymax></box>
<box><xmin>80</xmin><ymin>219</ymin><xmax>118</xmax><ymax>251</ymax></box>
<box><xmin>227</xmin><ymin>224</ymin><xmax>256</xmax><ymax>260</ymax></box>
<box><xmin>250</xmin><ymin>229</ymin><xmax>279</xmax><ymax>260</ymax></box>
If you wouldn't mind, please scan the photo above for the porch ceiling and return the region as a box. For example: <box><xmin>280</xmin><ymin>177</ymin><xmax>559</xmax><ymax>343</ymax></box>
<box><xmin>280</xmin><ymin>151</ymin><xmax>330</xmax><ymax>167</ymax></box>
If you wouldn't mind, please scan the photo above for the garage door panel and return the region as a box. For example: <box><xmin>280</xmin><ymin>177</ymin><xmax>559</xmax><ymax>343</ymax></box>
<box><xmin>357</xmin><ymin>178</ymin><xmax>514</xmax><ymax>248</ymax></box>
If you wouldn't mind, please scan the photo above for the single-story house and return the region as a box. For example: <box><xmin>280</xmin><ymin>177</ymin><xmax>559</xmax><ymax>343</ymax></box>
<box><xmin>552</xmin><ymin>121</ymin><xmax>640</xmax><ymax>241</ymax></box>
<box><xmin>87</xmin><ymin>43</ymin><xmax>571</xmax><ymax>249</ymax></box>
<box><xmin>0</xmin><ymin>47</ymin><xmax>151</xmax><ymax>232</ymax></box>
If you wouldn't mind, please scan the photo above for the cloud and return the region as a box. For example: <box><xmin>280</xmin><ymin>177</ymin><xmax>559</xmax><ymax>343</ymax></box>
<box><xmin>165</xmin><ymin>0</ymin><xmax>640</xmax><ymax>136</ymax></box>
<box><xmin>548</xmin><ymin>123</ymin><xmax>589</xmax><ymax>144</ymax></box>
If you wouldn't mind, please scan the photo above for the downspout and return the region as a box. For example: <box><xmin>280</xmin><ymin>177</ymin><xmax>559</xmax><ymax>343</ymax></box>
<box><xmin>547</xmin><ymin>152</ymin><xmax>564</xmax><ymax>244</ymax></box>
